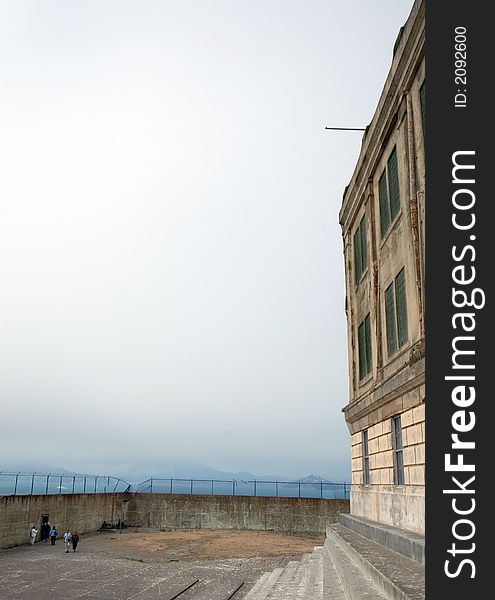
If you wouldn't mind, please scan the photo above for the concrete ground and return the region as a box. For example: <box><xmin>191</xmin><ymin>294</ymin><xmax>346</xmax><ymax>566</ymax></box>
<box><xmin>0</xmin><ymin>529</ymin><xmax>324</xmax><ymax>599</ymax></box>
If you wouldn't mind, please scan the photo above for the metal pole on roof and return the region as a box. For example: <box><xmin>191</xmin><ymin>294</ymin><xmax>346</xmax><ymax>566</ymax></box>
<box><xmin>325</xmin><ymin>126</ymin><xmax>366</xmax><ymax>131</ymax></box>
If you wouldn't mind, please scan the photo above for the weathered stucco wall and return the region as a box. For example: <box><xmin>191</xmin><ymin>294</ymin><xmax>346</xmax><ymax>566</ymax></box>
<box><xmin>0</xmin><ymin>493</ymin><xmax>130</xmax><ymax>550</ymax></box>
<box><xmin>130</xmin><ymin>494</ymin><xmax>349</xmax><ymax>534</ymax></box>
<box><xmin>0</xmin><ymin>493</ymin><xmax>349</xmax><ymax>549</ymax></box>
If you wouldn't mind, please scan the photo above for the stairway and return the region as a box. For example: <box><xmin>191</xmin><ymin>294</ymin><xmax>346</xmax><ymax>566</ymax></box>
<box><xmin>243</xmin><ymin>519</ymin><xmax>425</xmax><ymax>600</ymax></box>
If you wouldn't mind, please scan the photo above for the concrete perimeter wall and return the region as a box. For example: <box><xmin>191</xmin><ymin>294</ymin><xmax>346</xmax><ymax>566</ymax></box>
<box><xmin>0</xmin><ymin>493</ymin><xmax>349</xmax><ymax>550</ymax></box>
<box><xmin>130</xmin><ymin>494</ymin><xmax>349</xmax><ymax>534</ymax></box>
<box><xmin>0</xmin><ymin>493</ymin><xmax>130</xmax><ymax>550</ymax></box>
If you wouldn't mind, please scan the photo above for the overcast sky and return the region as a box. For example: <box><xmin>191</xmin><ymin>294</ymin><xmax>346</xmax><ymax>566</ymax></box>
<box><xmin>0</xmin><ymin>0</ymin><xmax>413</xmax><ymax>479</ymax></box>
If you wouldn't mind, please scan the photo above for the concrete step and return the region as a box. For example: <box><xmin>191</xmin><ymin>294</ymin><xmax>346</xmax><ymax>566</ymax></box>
<box><xmin>265</xmin><ymin>560</ymin><xmax>300</xmax><ymax>599</ymax></box>
<box><xmin>285</xmin><ymin>556</ymin><xmax>311</xmax><ymax>600</ymax></box>
<box><xmin>244</xmin><ymin>572</ymin><xmax>271</xmax><ymax>600</ymax></box>
<box><xmin>324</xmin><ymin>531</ymin><xmax>388</xmax><ymax>600</ymax></box>
<box><xmin>304</xmin><ymin>546</ymin><xmax>324</xmax><ymax>599</ymax></box>
<box><xmin>295</xmin><ymin>546</ymin><xmax>323</xmax><ymax>600</ymax></box>
<box><xmin>326</xmin><ymin>524</ymin><xmax>425</xmax><ymax>600</ymax></box>
<box><xmin>322</xmin><ymin>545</ymin><xmax>346</xmax><ymax>600</ymax></box>
<box><xmin>338</xmin><ymin>515</ymin><xmax>425</xmax><ymax>565</ymax></box>
<box><xmin>244</xmin><ymin>567</ymin><xmax>284</xmax><ymax>600</ymax></box>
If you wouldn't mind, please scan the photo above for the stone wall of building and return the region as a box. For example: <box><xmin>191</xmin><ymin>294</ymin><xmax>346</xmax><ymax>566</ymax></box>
<box><xmin>338</xmin><ymin>0</ymin><xmax>425</xmax><ymax>535</ymax></box>
<box><xmin>350</xmin><ymin>400</ymin><xmax>425</xmax><ymax>533</ymax></box>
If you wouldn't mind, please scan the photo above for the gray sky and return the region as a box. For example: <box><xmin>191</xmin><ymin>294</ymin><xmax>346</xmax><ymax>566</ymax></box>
<box><xmin>0</xmin><ymin>0</ymin><xmax>413</xmax><ymax>479</ymax></box>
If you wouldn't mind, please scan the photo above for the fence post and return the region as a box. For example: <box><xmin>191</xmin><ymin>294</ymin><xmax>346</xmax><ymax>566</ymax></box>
<box><xmin>298</xmin><ymin>481</ymin><xmax>301</xmax><ymax>498</ymax></box>
<box><xmin>150</xmin><ymin>477</ymin><xmax>153</xmax><ymax>493</ymax></box>
<box><xmin>275</xmin><ymin>481</ymin><xmax>278</xmax><ymax>497</ymax></box>
<box><xmin>14</xmin><ymin>473</ymin><xmax>19</xmax><ymax>496</ymax></box>
<box><xmin>83</xmin><ymin>477</ymin><xmax>86</xmax><ymax>494</ymax></box>
<box><xmin>190</xmin><ymin>478</ymin><xmax>193</xmax><ymax>494</ymax></box>
<box><xmin>59</xmin><ymin>475</ymin><xmax>63</xmax><ymax>494</ymax></box>
<box><xmin>72</xmin><ymin>476</ymin><xmax>75</xmax><ymax>494</ymax></box>
<box><xmin>30</xmin><ymin>474</ymin><xmax>35</xmax><ymax>495</ymax></box>
<box><xmin>95</xmin><ymin>476</ymin><xmax>98</xmax><ymax>493</ymax></box>
<box><xmin>211</xmin><ymin>478</ymin><xmax>214</xmax><ymax>495</ymax></box>
<box><xmin>254</xmin><ymin>480</ymin><xmax>257</xmax><ymax>497</ymax></box>
<box><xmin>170</xmin><ymin>478</ymin><xmax>173</xmax><ymax>494</ymax></box>
<box><xmin>46</xmin><ymin>475</ymin><xmax>49</xmax><ymax>495</ymax></box>
<box><xmin>232</xmin><ymin>479</ymin><xmax>235</xmax><ymax>496</ymax></box>
<box><xmin>320</xmin><ymin>481</ymin><xmax>323</xmax><ymax>498</ymax></box>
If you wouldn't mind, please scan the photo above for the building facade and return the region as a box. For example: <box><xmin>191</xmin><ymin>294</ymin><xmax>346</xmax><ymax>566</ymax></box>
<box><xmin>339</xmin><ymin>0</ymin><xmax>425</xmax><ymax>534</ymax></box>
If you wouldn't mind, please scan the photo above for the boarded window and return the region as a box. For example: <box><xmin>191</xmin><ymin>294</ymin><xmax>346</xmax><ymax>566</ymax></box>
<box><xmin>385</xmin><ymin>268</ymin><xmax>409</xmax><ymax>357</ymax></box>
<box><xmin>420</xmin><ymin>81</ymin><xmax>425</xmax><ymax>131</ymax></box>
<box><xmin>358</xmin><ymin>313</ymin><xmax>372</xmax><ymax>380</ymax></box>
<box><xmin>378</xmin><ymin>145</ymin><xmax>401</xmax><ymax>237</ymax></box>
<box><xmin>379</xmin><ymin>172</ymin><xmax>390</xmax><ymax>237</ymax></box>
<box><xmin>354</xmin><ymin>216</ymin><xmax>368</xmax><ymax>285</ymax></box>
<box><xmin>385</xmin><ymin>283</ymin><xmax>398</xmax><ymax>356</ymax></box>
<box><xmin>395</xmin><ymin>268</ymin><xmax>408</xmax><ymax>347</ymax></box>
<box><xmin>388</xmin><ymin>148</ymin><xmax>400</xmax><ymax>219</ymax></box>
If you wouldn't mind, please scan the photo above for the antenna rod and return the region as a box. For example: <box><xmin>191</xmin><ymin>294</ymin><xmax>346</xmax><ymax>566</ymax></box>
<box><xmin>325</xmin><ymin>127</ymin><xmax>366</xmax><ymax>131</ymax></box>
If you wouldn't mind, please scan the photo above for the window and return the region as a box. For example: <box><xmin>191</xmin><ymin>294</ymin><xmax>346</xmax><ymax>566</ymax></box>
<box><xmin>379</xmin><ymin>146</ymin><xmax>401</xmax><ymax>237</ymax></box>
<box><xmin>362</xmin><ymin>429</ymin><xmax>370</xmax><ymax>485</ymax></box>
<box><xmin>358</xmin><ymin>313</ymin><xmax>372</xmax><ymax>380</ymax></box>
<box><xmin>385</xmin><ymin>268</ymin><xmax>408</xmax><ymax>357</ymax></box>
<box><xmin>419</xmin><ymin>81</ymin><xmax>425</xmax><ymax>131</ymax></box>
<box><xmin>354</xmin><ymin>216</ymin><xmax>368</xmax><ymax>285</ymax></box>
<box><xmin>393</xmin><ymin>415</ymin><xmax>405</xmax><ymax>485</ymax></box>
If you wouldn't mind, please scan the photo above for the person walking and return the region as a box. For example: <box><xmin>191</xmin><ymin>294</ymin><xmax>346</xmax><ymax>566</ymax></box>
<box><xmin>28</xmin><ymin>525</ymin><xmax>38</xmax><ymax>546</ymax></box>
<box><xmin>43</xmin><ymin>522</ymin><xmax>51</xmax><ymax>543</ymax></box>
<box><xmin>49</xmin><ymin>525</ymin><xmax>58</xmax><ymax>545</ymax></box>
<box><xmin>63</xmin><ymin>530</ymin><xmax>72</xmax><ymax>553</ymax></box>
<box><xmin>71</xmin><ymin>531</ymin><xmax>79</xmax><ymax>552</ymax></box>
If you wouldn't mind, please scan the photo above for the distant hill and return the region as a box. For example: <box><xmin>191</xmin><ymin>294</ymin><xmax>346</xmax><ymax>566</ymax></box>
<box><xmin>1</xmin><ymin>459</ymin><xmax>350</xmax><ymax>484</ymax></box>
<box><xmin>0</xmin><ymin>461</ymin><xmax>75</xmax><ymax>475</ymax></box>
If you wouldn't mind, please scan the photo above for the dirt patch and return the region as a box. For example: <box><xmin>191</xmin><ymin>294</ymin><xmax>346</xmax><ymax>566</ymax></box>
<box><xmin>93</xmin><ymin>528</ymin><xmax>324</xmax><ymax>561</ymax></box>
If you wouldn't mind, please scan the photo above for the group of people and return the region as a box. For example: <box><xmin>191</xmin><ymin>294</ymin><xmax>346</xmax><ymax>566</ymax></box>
<box><xmin>63</xmin><ymin>530</ymin><xmax>80</xmax><ymax>553</ymax></box>
<box><xmin>29</xmin><ymin>524</ymin><xmax>79</xmax><ymax>552</ymax></box>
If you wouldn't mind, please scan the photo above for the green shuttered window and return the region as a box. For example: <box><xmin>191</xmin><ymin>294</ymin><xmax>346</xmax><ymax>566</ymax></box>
<box><xmin>395</xmin><ymin>268</ymin><xmax>408</xmax><ymax>347</ymax></box>
<box><xmin>385</xmin><ymin>268</ymin><xmax>409</xmax><ymax>357</ymax></box>
<box><xmin>388</xmin><ymin>148</ymin><xmax>400</xmax><ymax>219</ymax></box>
<box><xmin>378</xmin><ymin>145</ymin><xmax>401</xmax><ymax>238</ymax></box>
<box><xmin>358</xmin><ymin>313</ymin><xmax>372</xmax><ymax>380</ymax></box>
<box><xmin>354</xmin><ymin>216</ymin><xmax>368</xmax><ymax>285</ymax></box>
<box><xmin>420</xmin><ymin>81</ymin><xmax>425</xmax><ymax>131</ymax></box>
<box><xmin>385</xmin><ymin>283</ymin><xmax>398</xmax><ymax>356</ymax></box>
<box><xmin>379</xmin><ymin>173</ymin><xmax>390</xmax><ymax>237</ymax></box>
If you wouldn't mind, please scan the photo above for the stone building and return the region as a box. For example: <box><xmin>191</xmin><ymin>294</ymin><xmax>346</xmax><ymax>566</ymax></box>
<box><xmin>339</xmin><ymin>0</ymin><xmax>425</xmax><ymax>534</ymax></box>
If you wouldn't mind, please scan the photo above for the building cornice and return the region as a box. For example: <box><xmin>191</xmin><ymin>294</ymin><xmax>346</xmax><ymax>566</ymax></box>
<box><xmin>339</xmin><ymin>0</ymin><xmax>425</xmax><ymax>233</ymax></box>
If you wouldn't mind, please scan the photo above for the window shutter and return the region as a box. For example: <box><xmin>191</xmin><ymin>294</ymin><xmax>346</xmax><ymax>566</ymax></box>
<box><xmin>385</xmin><ymin>283</ymin><xmax>398</xmax><ymax>356</ymax></box>
<box><xmin>358</xmin><ymin>321</ymin><xmax>366</xmax><ymax>380</ymax></box>
<box><xmin>388</xmin><ymin>147</ymin><xmax>401</xmax><ymax>219</ymax></box>
<box><xmin>379</xmin><ymin>172</ymin><xmax>390</xmax><ymax>237</ymax></box>
<box><xmin>354</xmin><ymin>227</ymin><xmax>362</xmax><ymax>285</ymax></box>
<box><xmin>395</xmin><ymin>268</ymin><xmax>408</xmax><ymax>347</ymax></box>
<box><xmin>365</xmin><ymin>314</ymin><xmax>372</xmax><ymax>375</ymax></box>
<box><xmin>360</xmin><ymin>218</ymin><xmax>368</xmax><ymax>273</ymax></box>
